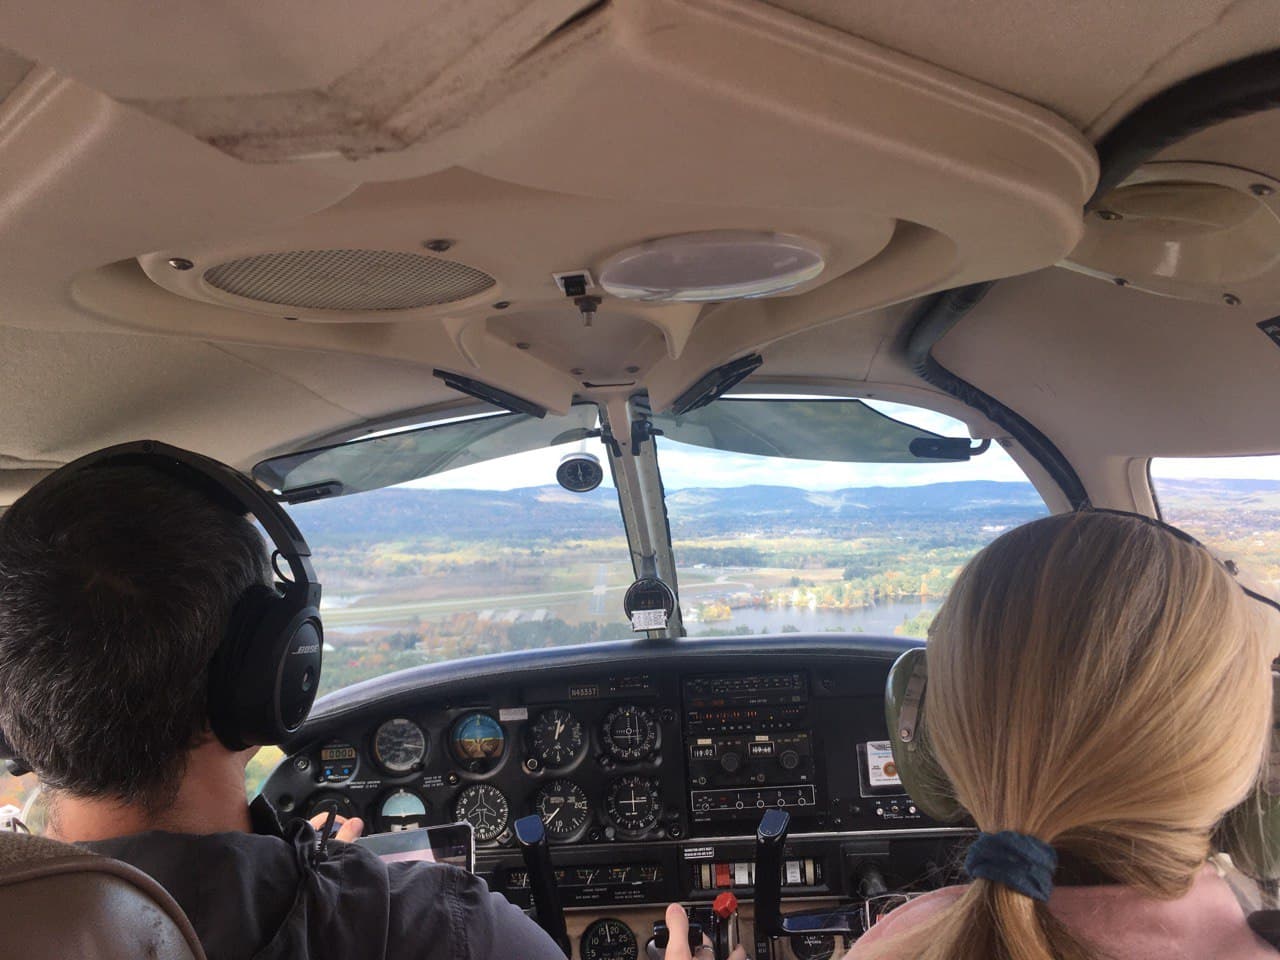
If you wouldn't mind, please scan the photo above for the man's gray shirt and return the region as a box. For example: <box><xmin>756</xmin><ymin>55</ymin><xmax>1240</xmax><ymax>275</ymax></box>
<box><xmin>82</xmin><ymin>802</ymin><xmax>566</xmax><ymax>960</ymax></box>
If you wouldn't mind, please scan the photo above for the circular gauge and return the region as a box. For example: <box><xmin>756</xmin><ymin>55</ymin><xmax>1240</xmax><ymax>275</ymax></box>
<box><xmin>581</xmin><ymin>918</ymin><xmax>637</xmax><ymax>960</ymax></box>
<box><xmin>453</xmin><ymin>783</ymin><xmax>511</xmax><ymax>843</ymax></box>
<box><xmin>450</xmin><ymin>712</ymin><xmax>506</xmax><ymax>771</ymax></box>
<box><xmin>606</xmin><ymin>776</ymin><xmax>661</xmax><ymax>833</ymax></box>
<box><xmin>533</xmin><ymin>779</ymin><xmax>591</xmax><ymax>842</ymax></box>
<box><xmin>529</xmin><ymin>708</ymin><xmax>585</xmax><ymax>769</ymax></box>
<box><xmin>601</xmin><ymin>705</ymin><xmax>658</xmax><ymax>762</ymax></box>
<box><xmin>304</xmin><ymin>791</ymin><xmax>359</xmax><ymax>822</ymax></box>
<box><xmin>556</xmin><ymin>453</ymin><xmax>604</xmax><ymax>493</ymax></box>
<box><xmin>790</xmin><ymin>933</ymin><xmax>836</xmax><ymax>960</ymax></box>
<box><xmin>373</xmin><ymin>718</ymin><xmax>427</xmax><ymax>773</ymax></box>
<box><xmin>377</xmin><ymin>789</ymin><xmax>430</xmax><ymax>833</ymax></box>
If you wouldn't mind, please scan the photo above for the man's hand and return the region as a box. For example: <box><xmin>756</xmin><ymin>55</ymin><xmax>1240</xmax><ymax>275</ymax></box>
<box><xmin>309</xmin><ymin>811</ymin><xmax>364</xmax><ymax>843</ymax></box>
<box><xmin>662</xmin><ymin>903</ymin><xmax>748</xmax><ymax>960</ymax></box>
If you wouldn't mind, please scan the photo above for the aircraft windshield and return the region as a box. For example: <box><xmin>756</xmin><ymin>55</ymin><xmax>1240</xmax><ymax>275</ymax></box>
<box><xmin>662</xmin><ymin>401</ymin><xmax>1046</xmax><ymax>637</ymax></box>
<box><xmin>287</xmin><ymin>437</ymin><xmax>632</xmax><ymax>699</ymax></box>
<box><xmin>257</xmin><ymin>397</ymin><xmax>1043</xmax><ymax>700</ymax></box>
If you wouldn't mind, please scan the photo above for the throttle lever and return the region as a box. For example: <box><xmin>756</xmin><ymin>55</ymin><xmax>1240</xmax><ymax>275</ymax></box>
<box><xmin>647</xmin><ymin>917</ymin><xmax>704</xmax><ymax>960</ymax></box>
<box><xmin>514</xmin><ymin>814</ymin><xmax>571</xmax><ymax>957</ymax></box>
<box><xmin>752</xmin><ymin>809</ymin><xmax>858</xmax><ymax>955</ymax></box>
<box><xmin>753</xmin><ymin>808</ymin><xmax>790</xmax><ymax>941</ymax></box>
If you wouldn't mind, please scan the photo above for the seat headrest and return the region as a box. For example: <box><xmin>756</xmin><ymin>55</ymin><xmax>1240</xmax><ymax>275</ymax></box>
<box><xmin>0</xmin><ymin>830</ymin><xmax>207</xmax><ymax>960</ymax></box>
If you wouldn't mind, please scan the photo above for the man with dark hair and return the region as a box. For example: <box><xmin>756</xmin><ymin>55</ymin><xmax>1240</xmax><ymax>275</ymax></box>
<box><xmin>0</xmin><ymin>461</ymin><xmax>566</xmax><ymax>960</ymax></box>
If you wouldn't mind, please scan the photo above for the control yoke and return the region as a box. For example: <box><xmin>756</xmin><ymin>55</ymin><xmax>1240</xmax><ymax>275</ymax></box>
<box><xmin>752</xmin><ymin>810</ymin><xmax>858</xmax><ymax>954</ymax></box>
<box><xmin>514</xmin><ymin>814</ymin><xmax>571</xmax><ymax>957</ymax></box>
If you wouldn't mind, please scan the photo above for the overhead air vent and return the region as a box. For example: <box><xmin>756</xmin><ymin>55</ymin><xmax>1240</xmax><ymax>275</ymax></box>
<box><xmin>202</xmin><ymin>249</ymin><xmax>495</xmax><ymax>312</ymax></box>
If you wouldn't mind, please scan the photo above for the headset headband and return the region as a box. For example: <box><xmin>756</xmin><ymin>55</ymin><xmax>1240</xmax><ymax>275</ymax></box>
<box><xmin>48</xmin><ymin>440</ymin><xmax>318</xmax><ymax>597</ymax></box>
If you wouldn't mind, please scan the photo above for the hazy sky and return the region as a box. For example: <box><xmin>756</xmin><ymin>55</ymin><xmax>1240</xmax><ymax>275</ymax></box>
<box><xmin>400</xmin><ymin>401</ymin><xmax>1280</xmax><ymax>492</ymax></box>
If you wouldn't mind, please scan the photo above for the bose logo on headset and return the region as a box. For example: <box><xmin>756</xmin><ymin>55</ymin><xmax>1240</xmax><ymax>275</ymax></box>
<box><xmin>292</xmin><ymin>643</ymin><xmax>321</xmax><ymax>655</ymax></box>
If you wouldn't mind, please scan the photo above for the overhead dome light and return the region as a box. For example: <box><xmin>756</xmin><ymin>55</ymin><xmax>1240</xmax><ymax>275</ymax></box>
<box><xmin>598</xmin><ymin>231</ymin><xmax>825</xmax><ymax>302</ymax></box>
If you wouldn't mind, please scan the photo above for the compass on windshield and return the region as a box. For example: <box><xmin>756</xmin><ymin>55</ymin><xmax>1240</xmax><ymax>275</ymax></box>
<box><xmin>556</xmin><ymin>452</ymin><xmax>603</xmax><ymax>493</ymax></box>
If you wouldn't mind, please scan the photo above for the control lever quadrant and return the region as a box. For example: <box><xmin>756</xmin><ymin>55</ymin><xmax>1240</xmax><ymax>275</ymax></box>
<box><xmin>514</xmin><ymin>814</ymin><xmax>571</xmax><ymax>957</ymax></box>
<box><xmin>751</xmin><ymin>809</ymin><xmax>859</xmax><ymax>958</ymax></box>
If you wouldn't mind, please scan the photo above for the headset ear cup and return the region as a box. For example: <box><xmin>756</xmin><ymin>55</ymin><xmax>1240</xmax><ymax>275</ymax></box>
<box><xmin>207</xmin><ymin>584</ymin><xmax>279</xmax><ymax>751</ymax></box>
<box><xmin>885</xmin><ymin>648</ymin><xmax>965</xmax><ymax>823</ymax></box>
<box><xmin>1217</xmin><ymin>671</ymin><xmax>1280</xmax><ymax>882</ymax></box>
<box><xmin>208</xmin><ymin>584</ymin><xmax>323</xmax><ymax>751</ymax></box>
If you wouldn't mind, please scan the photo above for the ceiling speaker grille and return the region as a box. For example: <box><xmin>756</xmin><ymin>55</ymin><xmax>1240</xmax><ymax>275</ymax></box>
<box><xmin>202</xmin><ymin>249</ymin><xmax>495</xmax><ymax>311</ymax></box>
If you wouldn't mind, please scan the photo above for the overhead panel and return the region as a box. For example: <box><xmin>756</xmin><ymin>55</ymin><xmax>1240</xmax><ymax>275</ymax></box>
<box><xmin>47</xmin><ymin>0</ymin><xmax>1099</xmax><ymax>419</ymax></box>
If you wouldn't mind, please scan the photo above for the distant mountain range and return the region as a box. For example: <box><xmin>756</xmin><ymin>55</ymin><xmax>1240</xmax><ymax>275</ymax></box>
<box><xmin>289</xmin><ymin>480</ymin><xmax>1039</xmax><ymax>545</ymax></box>
<box><xmin>1155</xmin><ymin>478</ymin><xmax>1280</xmax><ymax>502</ymax></box>
<box><xmin>287</xmin><ymin>477</ymin><xmax>1279</xmax><ymax>546</ymax></box>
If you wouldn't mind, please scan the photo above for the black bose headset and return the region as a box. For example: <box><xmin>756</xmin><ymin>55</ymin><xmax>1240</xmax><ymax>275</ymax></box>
<box><xmin>0</xmin><ymin>439</ymin><xmax>324</xmax><ymax>756</ymax></box>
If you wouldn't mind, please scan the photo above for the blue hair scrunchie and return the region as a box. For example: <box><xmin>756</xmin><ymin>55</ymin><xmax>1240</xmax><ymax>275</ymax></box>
<box><xmin>964</xmin><ymin>831</ymin><xmax>1058</xmax><ymax>902</ymax></box>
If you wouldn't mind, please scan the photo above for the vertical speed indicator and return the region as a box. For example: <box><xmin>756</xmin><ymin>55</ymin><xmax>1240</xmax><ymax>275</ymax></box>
<box><xmin>533</xmin><ymin>779</ymin><xmax>591</xmax><ymax>842</ymax></box>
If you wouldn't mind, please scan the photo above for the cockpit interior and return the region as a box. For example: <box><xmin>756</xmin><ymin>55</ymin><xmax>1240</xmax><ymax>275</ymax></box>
<box><xmin>2</xmin><ymin>2</ymin><xmax>1280</xmax><ymax>958</ymax></box>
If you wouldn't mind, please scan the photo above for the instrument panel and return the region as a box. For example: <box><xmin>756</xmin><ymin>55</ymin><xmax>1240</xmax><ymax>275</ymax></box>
<box><xmin>262</xmin><ymin>639</ymin><xmax>970</xmax><ymax>958</ymax></box>
<box><xmin>283</xmin><ymin>686</ymin><xmax>681</xmax><ymax>849</ymax></box>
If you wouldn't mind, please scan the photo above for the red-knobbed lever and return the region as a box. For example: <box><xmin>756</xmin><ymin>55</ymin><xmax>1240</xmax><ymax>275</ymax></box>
<box><xmin>712</xmin><ymin>892</ymin><xmax>740</xmax><ymax>957</ymax></box>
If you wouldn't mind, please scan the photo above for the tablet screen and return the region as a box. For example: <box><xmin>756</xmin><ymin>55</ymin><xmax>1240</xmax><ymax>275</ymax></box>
<box><xmin>355</xmin><ymin>822</ymin><xmax>475</xmax><ymax>872</ymax></box>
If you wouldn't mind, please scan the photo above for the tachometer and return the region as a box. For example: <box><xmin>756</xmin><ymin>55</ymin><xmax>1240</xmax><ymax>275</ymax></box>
<box><xmin>581</xmin><ymin>918</ymin><xmax>637</xmax><ymax>960</ymax></box>
<box><xmin>602</xmin><ymin>705</ymin><xmax>657</xmax><ymax>762</ymax></box>
<box><xmin>533</xmin><ymin>779</ymin><xmax>591</xmax><ymax>842</ymax></box>
<box><xmin>529</xmin><ymin>708</ymin><xmax>585</xmax><ymax>769</ymax></box>
<box><xmin>453</xmin><ymin>783</ymin><xmax>510</xmax><ymax>843</ymax></box>
<box><xmin>790</xmin><ymin>933</ymin><xmax>836</xmax><ymax>960</ymax></box>
<box><xmin>606</xmin><ymin>776</ymin><xmax>660</xmax><ymax>833</ymax></box>
<box><xmin>451</xmin><ymin>712</ymin><xmax>506</xmax><ymax>771</ymax></box>
<box><xmin>372</xmin><ymin>718</ymin><xmax>427</xmax><ymax>773</ymax></box>
<box><xmin>376</xmin><ymin>788</ymin><xmax>430</xmax><ymax>833</ymax></box>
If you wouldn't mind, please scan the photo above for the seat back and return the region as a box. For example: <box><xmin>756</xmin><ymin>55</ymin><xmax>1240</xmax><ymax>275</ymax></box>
<box><xmin>0</xmin><ymin>830</ymin><xmax>207</xmax><ymax>960</ymax></box>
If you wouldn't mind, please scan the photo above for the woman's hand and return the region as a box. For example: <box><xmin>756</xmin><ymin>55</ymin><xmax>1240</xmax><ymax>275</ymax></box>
<box><xmin>661</xmin><ymin>903</ymin><xmax>748</xmax><ymax>960</ymax></box>
<box><xmin>309</xmin><ymin>811</ymin><xmax>364</xmax><ymax>843</ymax></box>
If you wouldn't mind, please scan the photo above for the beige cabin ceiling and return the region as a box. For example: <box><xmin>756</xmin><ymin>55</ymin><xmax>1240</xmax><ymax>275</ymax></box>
<box><xmin>0</xmin><ymin>0</ymin><xmax>1278</xmax><ymax>508</ymax></box>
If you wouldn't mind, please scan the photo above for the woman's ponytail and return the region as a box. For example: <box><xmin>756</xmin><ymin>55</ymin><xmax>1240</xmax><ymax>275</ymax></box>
<box><xmin>854</xmin><ymin>511</ymin><xmax>1275</xmax><ymax>960</ymax></box>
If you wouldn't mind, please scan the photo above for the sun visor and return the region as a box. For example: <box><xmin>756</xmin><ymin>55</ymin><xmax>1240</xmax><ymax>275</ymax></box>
<box><xmin>254</xmin><ymin>406</ymin><xmax>598</xmax><ymax>502</ymax></box>
<box><xmin>651</xmin><ymin>399</ymin><xmax>972</xmax><ymax>464</ymax></box>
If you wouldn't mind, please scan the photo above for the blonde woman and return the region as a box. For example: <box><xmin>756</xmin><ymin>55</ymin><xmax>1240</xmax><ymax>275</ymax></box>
<box><xmin>664</xmin><ymin>510</ymin><xmax>1280</xmax><ymax>960</ymax></box>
